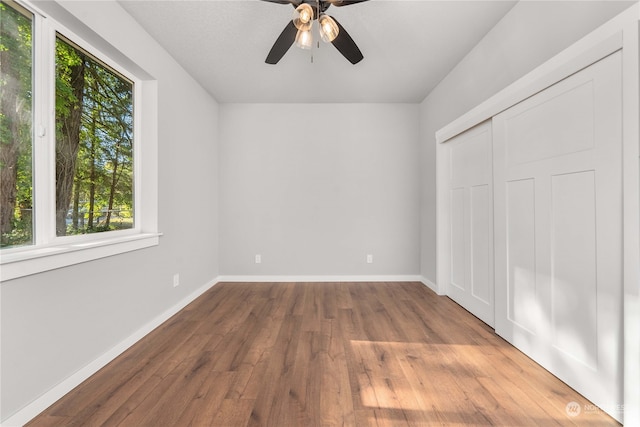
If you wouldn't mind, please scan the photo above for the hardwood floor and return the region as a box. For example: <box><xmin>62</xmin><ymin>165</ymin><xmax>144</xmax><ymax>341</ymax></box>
<box><xmin>27</xmin><ymin>282</ymin><xmax>620</xmax><ymax>426</ymax></box>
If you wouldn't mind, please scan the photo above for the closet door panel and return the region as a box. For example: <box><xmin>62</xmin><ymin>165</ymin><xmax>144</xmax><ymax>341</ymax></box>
<box><xmin>450</xmin><ymin>188</ymin><xmax>466</xmax><ymax>291</ymax></box>
<box><xmin>505</xmin><ymin>80</ymin><xmax>595</xmax><ymax>166</ymax></box>
<box><xmin>446</xmin><ymin>121</ymin><xmax>494</xmax><ymax>327</ymax></box>
<box><xmin>550</xmin><ymin>171</ymin><xmax>598</xmax><ymax>368</ymax></box>
<box><xmin>470</xmin><ymin>184</ymin><xmax>491</xmax><ymax>305</ymax></box>
<box><xmin>493</xmin><ymin>51</ymin><xmax>622</xmax><ymax>413</ymax></box>
<box><xmin>505</xmin><ymin>178</ymin><xmax>537</xmax><ymax>336</ymax></box>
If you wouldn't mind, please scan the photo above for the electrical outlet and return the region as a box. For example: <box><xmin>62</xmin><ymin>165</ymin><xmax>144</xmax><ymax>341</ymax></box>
<box><xmin>173</xmin><ymin>273</ymin><xmax>180</xmax><ymax>287</ymax></box>
<box><xmin>366</xmin><ymin>254</ymin><xmax>373</xmax><ymax>264</ymax></box>
<box><xmin>255</xmin><ymin>254</ymin><xmax>262</xmax><ymax>264</ymax></box>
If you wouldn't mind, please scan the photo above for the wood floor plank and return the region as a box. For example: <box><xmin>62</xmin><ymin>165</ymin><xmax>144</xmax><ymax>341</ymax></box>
<box><xmin>175</xmin><ymin>370</ymin><xmax>237</xmax><ymax>426</ymax></box>
<box><xmin>27</xmin><ymin>282</ymin><xmax>621</xmax><ymax>427</ymax></box>
<box><xmin>226</xmin><ymin>350</ymin><xmax>272</xmax><ymax>401</ymax></box>
<box><xmin>335</xmin><ymin>282</ymin><xmax>354</xmax><ymax>310</ymax></box>
<box><xmin>301</xmin><ymin>283</ymin><xmax>323</xmax><ymax>332</ymax></box>
<box><xmin>136</xmin><ymin>350</ymin><xmax>219</xmax><ymax>426</ymax></box>
<box><xmin>320</xmin><ymin>319</ymin><xmax>356</xmax><ymax>427</ymax></box>
<box><xmin>245</xmin><ymin>312</ymin><xmax>301</xmax><ymax>426</ymax></box>
<box><xmin>210</xmin><ymin>399</ymin><xmax>255</xmax><ymax>427</ymax></box>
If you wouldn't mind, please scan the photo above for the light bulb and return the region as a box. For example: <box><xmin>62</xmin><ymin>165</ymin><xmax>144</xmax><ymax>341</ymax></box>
<box><xmin>292</xmin><ymin>3</ymin><xmax>313</xmax><ymax>31</ymax></box>
<box><xmin>318</xmin><ymin>14</ymin><xmax>339</xmax><ymax>43</ymax></box>
<box><xmin>295</xmin><ymin>28</ymin><xmax>313</xmax><ymax>49</ymax></box>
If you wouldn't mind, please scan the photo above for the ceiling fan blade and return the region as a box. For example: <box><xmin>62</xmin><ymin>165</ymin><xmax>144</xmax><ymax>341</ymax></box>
<box><xmin>330</xmin><ymin>17</ymin><xmax>363</xmax><ymax>64</ymax></box>
<box><xmin>265</xmin><ymin>21</ymin><xmax>298</xmax><ymax>64</ymax></box>
<box><xmin>326</xmin><ymin>0</ymin><xmax>369</xmax><ymax>7</ymax></box>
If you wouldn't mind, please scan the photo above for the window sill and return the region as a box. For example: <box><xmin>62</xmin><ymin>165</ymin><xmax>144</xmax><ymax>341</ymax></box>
<box><xmin>0</xmin><ymin>232</ymin><xmax>162</xmax><ymax>282</ymax></box>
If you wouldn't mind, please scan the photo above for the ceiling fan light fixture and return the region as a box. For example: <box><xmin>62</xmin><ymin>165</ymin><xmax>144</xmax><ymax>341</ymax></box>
<box><xmin>261</xmin><ymin>0</ymin><xmax>366</xmax><ymax>64</ymax></box>
<box><xmin>318</xmin><ymin>14</ymin><xmax>339</xmax><ymax>43</ymax></box>
<box><xmin>292</xmin><ymin>3</ymin><xmax>314</xmax><ymax>31</ymax></box>
<box><xmin>295</xmin><ymin>28</ymin><xmax>313</xmax><ymax>49</ymax></box>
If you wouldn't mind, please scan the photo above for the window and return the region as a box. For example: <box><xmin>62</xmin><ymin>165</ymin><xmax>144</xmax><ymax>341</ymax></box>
<box><xmin>0</xmin><ymin>0</ymin><xmax>159</xmax><ymax>281</ymax></box>
<box><xmin>55</xmin><ymin>36</ymin><xmax>134</xmax><ymax>237</ymax></box>
<box><xmin>0</xmin><ymin>1</ymin><xmax>33</xmax><ymax>248</ymax></box>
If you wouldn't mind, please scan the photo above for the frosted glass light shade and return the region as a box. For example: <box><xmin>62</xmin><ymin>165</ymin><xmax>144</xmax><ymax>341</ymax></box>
<box><xmin>318</xmin><ymin>14</ymin><xmax>339</xmax><ymax>43</ymax></box>
<box><xmin>295</xmin><ymin>28</ymin><xmax>313</xmax><ymax>49</ymax></box>
<box><xmin>292</xmin><ymin>3</ymin><xmax>313</xmax><ymax>31</ymax></box>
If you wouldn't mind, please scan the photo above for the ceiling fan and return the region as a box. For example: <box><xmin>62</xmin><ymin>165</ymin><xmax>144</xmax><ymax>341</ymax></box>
<box><xmin>260</xmin><ymin>0</ymin><xmax>369</xmax><ymax>65</ymax></box>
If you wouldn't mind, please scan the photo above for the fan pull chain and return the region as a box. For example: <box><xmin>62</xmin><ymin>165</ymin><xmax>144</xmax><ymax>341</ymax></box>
<box><xmin>311</xmin><ymin>0</ymin><xmax>319</xmax><ymax>63</ymax></box>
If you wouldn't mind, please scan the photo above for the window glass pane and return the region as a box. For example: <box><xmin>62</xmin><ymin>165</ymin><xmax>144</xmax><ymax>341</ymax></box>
<box><xmin>55</xmin><ymin>35</ymin><xmax>134</xmax><ymax>236</ymax></box>
<box><xmin>0</xmin><ymin>1</ymin><xmax>34</xmax><ymax>248</ymax></box>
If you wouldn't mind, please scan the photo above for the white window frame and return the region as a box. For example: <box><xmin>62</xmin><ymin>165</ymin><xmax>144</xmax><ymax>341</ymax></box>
<box><xmin>0</xmin><ymin>0</ymin><xmax>160</xmax><ymax>282</ymax></box>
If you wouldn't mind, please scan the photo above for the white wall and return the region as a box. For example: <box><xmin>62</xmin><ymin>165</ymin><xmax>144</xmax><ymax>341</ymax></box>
<box><xmin>219</xmin><ymin>104</ymin><xmax>420</xmax><ymax>277</ymax></box>
<box><xmin>0</xmin><ymin>1</ymin><xmax>220</xmax><ymax>421</ymax></box>
<box><xmin>419</xmin><ymin>0</ymin><xmax>637</xmax><ymax>285</ymax></box>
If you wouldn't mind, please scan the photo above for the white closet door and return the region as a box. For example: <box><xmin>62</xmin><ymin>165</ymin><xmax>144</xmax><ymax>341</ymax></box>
<box><xmin>447</xmin><ymin>121</ymin><xmax>494</xmax><ymax>327</ymax></box>
<box><xmin>493</xmin><ymin>51</ymin><xmax>622</xmax><ymax>413</ymax></box>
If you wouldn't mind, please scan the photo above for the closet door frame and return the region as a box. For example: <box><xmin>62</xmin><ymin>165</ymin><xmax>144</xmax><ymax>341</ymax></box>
<box><xmin>435</xmin><ymin>6</ymin><xmax>639</xmax><ymax>424</ymax></box>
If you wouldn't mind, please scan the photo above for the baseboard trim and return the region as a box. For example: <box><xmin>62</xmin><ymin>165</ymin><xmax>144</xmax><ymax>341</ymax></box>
<box><xmin>1</xmin><ymin>277</ymin><xmax>220</xmax><ymax>427</ymax></box>
<box><xmin>216</xmin><ymin>275</ymin><xmax>424</xmax><ymax>283</ymax></box>
<box><xmin>420</xmin><ymin>276</ymin><xmax>442</xmax><ymax>294</ymax></box>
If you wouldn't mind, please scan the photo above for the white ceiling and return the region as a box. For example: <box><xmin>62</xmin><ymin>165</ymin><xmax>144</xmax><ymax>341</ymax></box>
<box><xmin>118</xmin><ymin>0</ymin><xmax>517</xmax><ymax>103</ymax></box>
